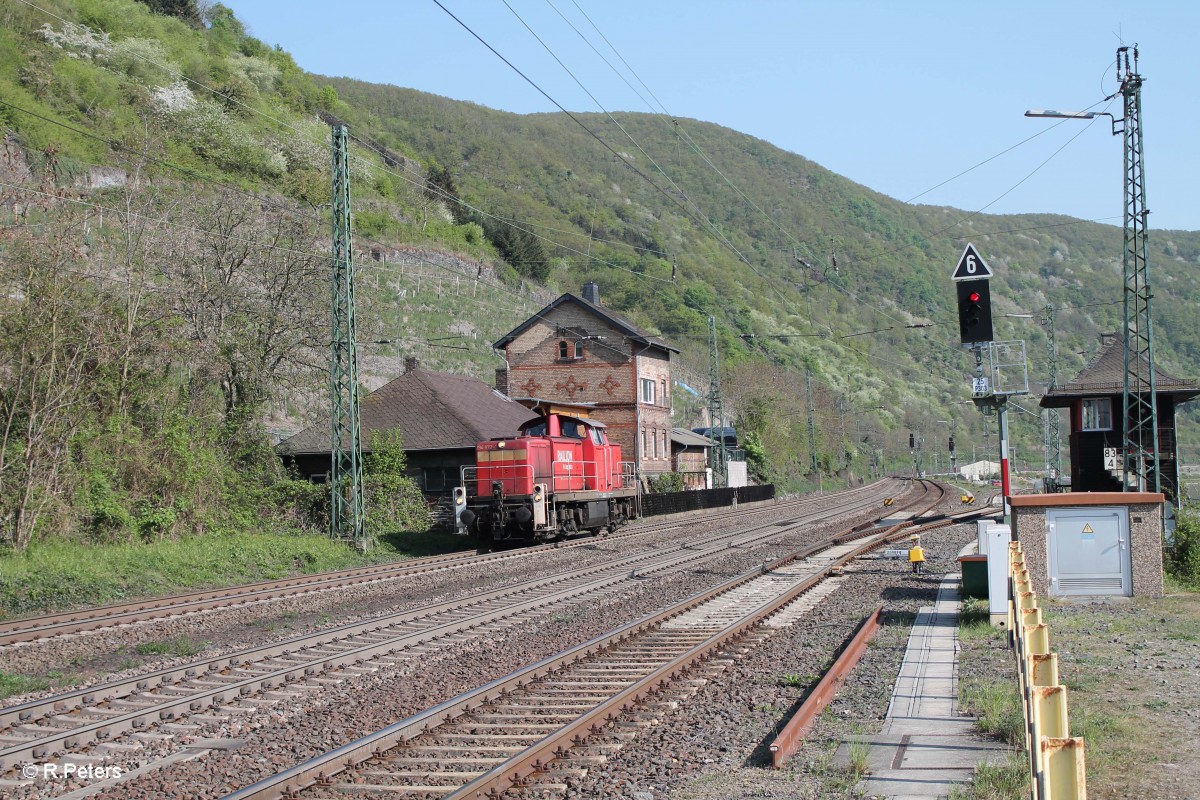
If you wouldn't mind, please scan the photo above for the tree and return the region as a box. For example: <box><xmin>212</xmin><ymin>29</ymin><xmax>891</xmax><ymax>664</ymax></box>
<box><xmin>136</xmin><ymin>0</ymin><xmax>203</xmax><ymax>27</ymax></box>
<box><xmin>162</xmin><ymin>189</ymin><xmax>327</xmax><ymax>431</ymax></box>
<box><xmin>0</xmin><ymin>219</ymin><xmax>104</xmax><ymax>549</ymax></box>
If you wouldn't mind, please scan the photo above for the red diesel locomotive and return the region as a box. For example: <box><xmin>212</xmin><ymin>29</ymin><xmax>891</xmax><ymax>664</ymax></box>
<box><xmin>455</xmin><ymin>410</ymin><xmax>640</xmax><ymax>543</ymax></box>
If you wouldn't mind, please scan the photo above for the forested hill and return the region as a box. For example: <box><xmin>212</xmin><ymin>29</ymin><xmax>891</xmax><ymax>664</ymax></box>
<box><xmin>1</xmin><ymin>0</ymin><xmax>1198</xmax><ymax>554</ymax></box>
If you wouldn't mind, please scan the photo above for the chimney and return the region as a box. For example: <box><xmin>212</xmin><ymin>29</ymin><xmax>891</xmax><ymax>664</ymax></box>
<box><xmin>404</xmin><ymin>356</ymin><xmax>420</xmax><ymax>373</ymax></box>
<box><xmin>1100</xmin><ymin>332</ymin><xmax>1119</xmax><ymax>348</ymax></box>
<box><xmin>582</xmin><ymin>281</ymin><xmax>600</xmax><ymax>306</ymax></box>
<box><xmin>495</xmin><ymin>367</ymin><xmax>509</xmax><ymax>396</ymax></box>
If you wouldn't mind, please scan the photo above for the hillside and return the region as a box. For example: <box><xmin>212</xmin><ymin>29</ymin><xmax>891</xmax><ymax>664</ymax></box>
<box><xmin>1</xmin><ymin>0</ymin><xmax>1198</xmax><ymax>553</ymax></box>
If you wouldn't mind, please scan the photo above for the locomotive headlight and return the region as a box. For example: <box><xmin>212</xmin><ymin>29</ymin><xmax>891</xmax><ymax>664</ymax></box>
<box><xmin>497</xmin><ymin>441</ymin><xmax>506</xmax><ymax>449</ymax></box>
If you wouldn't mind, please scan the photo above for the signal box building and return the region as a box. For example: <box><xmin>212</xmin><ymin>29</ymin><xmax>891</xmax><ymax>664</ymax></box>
<box><xmin>1040</xmin><ymin>333</ymin><xmax>1200</xmax><ymax>505</ymax></box>
<box><xmin>493</xmin><ymin>282</ymin><xmax>679</xmax><ymax>478</ymax></box>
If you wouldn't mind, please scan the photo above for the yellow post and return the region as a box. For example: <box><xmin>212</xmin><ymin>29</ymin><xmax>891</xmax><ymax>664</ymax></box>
<box><xmin>1040</xmin><ymin>737</ymin><xmax>1087</xmax><ymax>800</ymax></box>
<box><xmin>1029</xmin><ymin>653</ymin><xmax>1059</xmax><ymax>687</ymax></box>
<box><xmin>1021</xmin><ymin>606</ymin><xmax>1043</xmax><ymax>629</ymax></box>
<box><xmin>1032</xmin><ymin>685</ymin><xmax>1070</xmax><ymax>738</ymax></box>
<box><xmin>1024</xmin><ymin>623</ymin><xmax>1050</xmax><ymax>657</ymax></box>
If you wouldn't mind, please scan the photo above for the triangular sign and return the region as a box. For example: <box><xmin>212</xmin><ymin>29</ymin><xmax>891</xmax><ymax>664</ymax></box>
<box><xmin>1082</xmin><ymin>523</ymin><xmax>1094</xmax><ymax>533</ymax></box>
<box><xmin>951</xmin><ymin>243</ymin><xmax>994</xmax><ymax>281</ymax></box>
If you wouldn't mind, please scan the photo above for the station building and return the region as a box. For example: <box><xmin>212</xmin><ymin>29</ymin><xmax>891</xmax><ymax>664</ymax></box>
<box><xmin>492</xmin><ymin>282</ymin><xmax>680</xmax><ymax>479</ymax></box>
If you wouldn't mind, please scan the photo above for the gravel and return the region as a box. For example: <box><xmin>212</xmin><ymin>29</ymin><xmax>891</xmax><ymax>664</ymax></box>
<box><xmin>6</xmin><ymin>488</ymin><xmax>905</xmax><ymax>799</ymax></box>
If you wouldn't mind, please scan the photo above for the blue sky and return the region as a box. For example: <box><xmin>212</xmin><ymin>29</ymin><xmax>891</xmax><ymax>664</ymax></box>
<box><xmin>229</xmin><ymin>1</ymin><xmax>1198</xmax><ymax>232</ymax></box>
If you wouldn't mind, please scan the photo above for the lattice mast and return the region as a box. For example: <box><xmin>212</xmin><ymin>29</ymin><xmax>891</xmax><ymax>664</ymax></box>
<box><xmin>1117</xmin><ymin>46</ymin><xmax>1160</xmax><ymax>493</ymax></box>
<box><xmin>1041</xmin><ymin>303</ymin><xmax>1062</xmax><ymax>483</ymax></box>
<box><xmin>707</xmin><ymin>316</ymin><xmax>728</xmax><ymax>486</ymax></box>
<box><xmin>805</xmin><ymin>368</ymin><xmax>818</xmax><ymax>473</ymax></box>
<box><xmin>329</xmin><ymin>125</ymin><xmax>366</xmax><ymax>546</ymax></box>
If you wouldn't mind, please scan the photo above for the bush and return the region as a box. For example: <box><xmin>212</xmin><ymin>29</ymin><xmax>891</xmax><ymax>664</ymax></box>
<box><xmin>362</xmin><ymin>430</ymin><xmax>432</xmax><ymax>536</ymax></box>
<box><xmin>1166</xmin><ymin>505</ymin><xmax>1200</xmax><ymax>586</ymax></box>
<box><xmin>647</xmin><ymin>472</ymin><xmax>684</xmax><ymax>494</ymax></box>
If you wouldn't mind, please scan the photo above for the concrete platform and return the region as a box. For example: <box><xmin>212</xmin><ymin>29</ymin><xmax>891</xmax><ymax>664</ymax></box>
<box><xmin>839</xmin><ymin>574</ymin><xmax>1012</xmax><ymax>799</ymax></box>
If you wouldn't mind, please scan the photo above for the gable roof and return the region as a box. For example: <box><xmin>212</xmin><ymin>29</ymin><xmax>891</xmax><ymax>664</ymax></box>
<box><xmin>492</xmin><ymin>292</ymin><xmax>679</xmax><ymax>354</ymax></box>
<box><xmin>671</xmin><ymin>428</ymin><xmax>714</xmax><ymax>448</ymax></box>
<box><xmin>276</xmin><ymin>368</ymin><xmax>539</xmax><ymax>456</ymax></box>
<box><xmin>1042</xmin><ymin>338</ymin><xmax>1200</xmax><ymax>407</ymax></box>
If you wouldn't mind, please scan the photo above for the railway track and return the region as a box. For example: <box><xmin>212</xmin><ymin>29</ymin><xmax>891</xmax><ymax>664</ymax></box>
<box><xmin>0</xmin><ymin>479</ymin><xmax>926</xmax><ymax>780</ymax></box>
<box><xmin>221</xmin><ymin>489</ymin><xmax>953</xmax><ymax>800</ymax></box>
<box><xmin>0</xmin><ymin>479</ymin><xmax>905</xmax><ymax>647</ymax></box>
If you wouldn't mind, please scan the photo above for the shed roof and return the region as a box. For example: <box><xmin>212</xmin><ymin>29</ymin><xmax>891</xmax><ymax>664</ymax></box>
<box><xmin>1041</xmin><ymin>337</ymin><xmax>1200</xmax><ymax>408</ymax></box>
<box><xmin>671</xmin><ymin>428</ymin><xmax>714</xmax><ymax>448</ymax></box>
<box><xmin>492</xmin><ymin>292</ymin><xmax>679</xmax><ymax>354</ymax></box>
<box><xmin>276</xmin><ymin>365</ymin><xmax>538</xmax><ymax>456</ymax></box>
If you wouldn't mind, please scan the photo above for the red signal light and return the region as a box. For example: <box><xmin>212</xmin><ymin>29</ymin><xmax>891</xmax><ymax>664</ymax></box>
<box><xmin>968</xmin><ymin>291</ymin><xmax>981</xmax><ymax>302</ymax></box>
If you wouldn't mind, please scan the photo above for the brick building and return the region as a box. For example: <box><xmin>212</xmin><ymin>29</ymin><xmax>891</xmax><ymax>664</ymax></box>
<box><xmin>493</xmin><ymin>282</ymin><xmax>679</xmax><ymax>477</ymax></box>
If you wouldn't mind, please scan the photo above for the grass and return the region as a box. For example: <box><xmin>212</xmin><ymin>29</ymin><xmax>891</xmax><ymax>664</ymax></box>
<box><xmin>0</xmin><ymin>670</ymin><xmax>81</xmax><ymax>701</ymax></box>
<box><xmin>950</xmin><ymin>756</ymin><xmax>1029</xmax><ymax>800</ymax></box>
<box><xmin>0</xmin><ymin>527</ymin><xmax>470</xmax><ymax>617</ymax></box>
<box><xmin>957</xmin><ymin>598</ymin><xmax>1025</xmax><ymax>748</ymax></box>
<box><xmin>0</xmin><ymin>672</ymin><xmax>51</xmax><ymax>700</ymax></box>
<box><xmin>134</xmin><ymin>636</ymin><xmax>207</xmax><ymax>658</ymax></box>
<box><xmin>846</xmin><ymin>731</ymin><xmax>871</xmax><ymax>780</ymax></box>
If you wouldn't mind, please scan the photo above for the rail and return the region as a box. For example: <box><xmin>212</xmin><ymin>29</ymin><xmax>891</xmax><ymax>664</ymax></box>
<box><xmin>219</xmin><ymin>483</ymin><xmax>940</xmax><ymax>800</ymax></box>
<box><xmin>1008</xmin><ymin>541</ymin><xmax>1087</xmax><ymax>800</ymax></box>
<box><xmin>768</xmin><ymin>605</ymin><xmax>883</xmax><ymax>766</ymax></box>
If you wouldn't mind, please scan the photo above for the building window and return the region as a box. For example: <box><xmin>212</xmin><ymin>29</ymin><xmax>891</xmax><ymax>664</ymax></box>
<box><xmin>661</xmin><ymin>379</ymin><xmax>667</xmax><ymax>404</ymax></box>
<box><xmin>661</xmin><ymin>430</ymin><xmax>669</xmax><ymax>460</ymax></box>
<box><xmin>574</xmin><ymin>341</ymin><xmax>584</xmax><ymax>359</ymax></box>
<box><xmin>1082</xmin><ymin>398</ymin><xmax>1113</xmax><ymax>431</ymax></box>
<box><xmin>423</xmin><ymin>468</ymin><xmax>457</xmax><ymax>492</ymax></box>
<box><xmin>640</xmin><ymin>378</ymin><xmax>656</xmax><ymax>404</ymax></box>
<box><xmin>652</xmin><ymin>429</ymin><xmax>659</xmax><ymax>459</ymax></box>
<box><xmin>559</xmin><ymin>340</ymin><xmax>569</xmax><ymax>359</ymax></box>
<box><xmin>641</xmin><ymin>428</ymin><xmax>647</xmax><ymax>458</ymax></box>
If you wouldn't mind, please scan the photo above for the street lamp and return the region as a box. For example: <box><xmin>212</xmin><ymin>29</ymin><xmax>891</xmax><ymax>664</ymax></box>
<box><xmin>1025</xmin><ymin>109</ymin><xmax>1113</xmax><ymax>123</ymax></box>
<box><xmin>1027</xmin><ymin>46</ymin><xmax>1160</xmax><ymax>496</ymax></box>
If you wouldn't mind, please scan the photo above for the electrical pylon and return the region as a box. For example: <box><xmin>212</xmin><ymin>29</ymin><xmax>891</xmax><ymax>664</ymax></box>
<box><xmin>1117</xmin><ymin>46</ymin><xmax>1160</xmax><ymax>494</ymax></box>
<box><xmin>330</xmin><ymin>125</ymin><xmax>366</xmax><ymax>547</ymax></box>
<box><xmin>707</xmin><ymin>316</ymin><xmax>728</xmax><ymax>487</ymax></box>
<box><xmin>805</xmin><ymin>368</ymin><xmax>818</xmax><ymax>473</ymax></box>
<box><xmin>1040</xmin><ymin>303</ymin><xmax>1062</xmax><ymax>485</ymax></box>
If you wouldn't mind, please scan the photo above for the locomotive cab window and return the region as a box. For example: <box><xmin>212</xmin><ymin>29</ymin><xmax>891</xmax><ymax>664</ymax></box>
<box><xmin>559</xmin><ymin>418</ymin><xmax>585</xmax><ymax>439</ymax></box>
<box><xmin>524</xmin><ymin>420</ymin><xmax>548</xmax><ymax>437</ymax></box>
<box><xmin>592</xmin><ymin>427</ymin><xmax>605</xmax><ymax>445</ymax></box>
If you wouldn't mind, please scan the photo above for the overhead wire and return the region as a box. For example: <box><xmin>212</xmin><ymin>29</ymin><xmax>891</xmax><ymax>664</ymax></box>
<box><xmin>14</xmin><ymin>0</ymin><xmax>1122</xmax><ymax>402</ymax></box>
<box><xmin>566</xmin><ymin>0</ymin><xmax>1121</xmax><ymax>345</ymax></box>
<box><xmin>430</xmin><ymin>0</ymin><xmax>768</xmax><ymax>285</ymax></box>
<box><xmin>14</xmin><ymin>0</ymin><xmax>686</xmax><ymax>296</ymax></box>
<box><xmin>11</xmin><ymin>4</ymin><xmax>708</xmax><ymax>372</ymax></box>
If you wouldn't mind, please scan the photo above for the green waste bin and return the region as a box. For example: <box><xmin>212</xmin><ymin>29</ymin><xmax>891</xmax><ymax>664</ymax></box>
<box><xmin>958</xmin><ymin>555</ymin><xmax>988</xmax><ymax>599</ymax></box>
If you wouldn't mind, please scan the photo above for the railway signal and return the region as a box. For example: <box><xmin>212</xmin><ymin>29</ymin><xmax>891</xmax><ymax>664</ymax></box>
<box><xmin>956</xmin><ymin>279</ymin><xmax>993</xmax><ymax>344</ymax></box>
<box><xmin>951</xmin><ymin>243</ymin><xmax>994</xmax><ymax>346</ymax></box>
